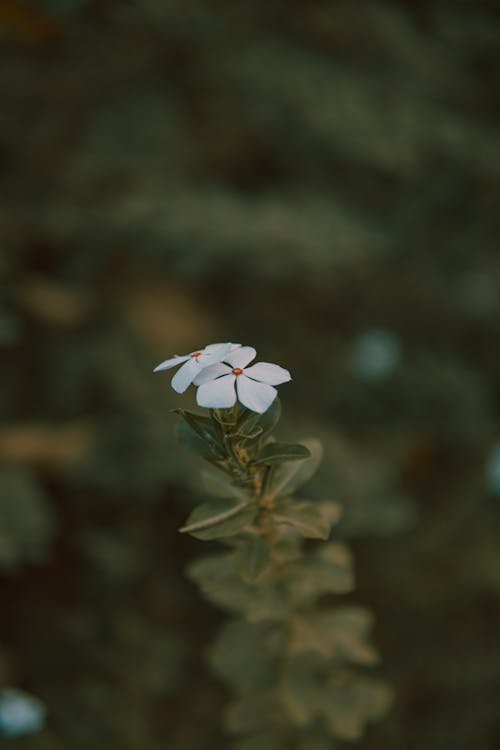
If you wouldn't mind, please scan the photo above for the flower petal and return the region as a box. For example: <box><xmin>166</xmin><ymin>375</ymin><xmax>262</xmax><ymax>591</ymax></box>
<box><xmin>193</xmin><ymin>363</ymin><xmax>232</xmax><ymax>386</ymax></box>
<box><xmin>171</xmin><ymin>358</ymin><xmax>200</xmax><ymax>393</ymax></box>
<box><xmin>153</xmin><ymin>354</ymin><xmax>190</xmax><ymax>373</ymax></box>
<box><xmin>224</xmin><ymin>346</ymin><xmax>256</xmax><ymax>369</ymax></box>
<box><xmin>199</xmin><ymin>342</ymin><xmax>234</xmax><ymax>366</ymax></box>
<box><xmin>203</xmin><ymin>342</ymin><xmax>240</xmax><ymax>354</ymax></box>
<box><xmin>236</xmin><ymin>375</ymin><xmax>277</xmax><ymax>414</ymax></box>
<box><xmin>243</xmin><ymin>362</ymin><xmax>291</xmax><ymax>385</ymax></box>
<box><xmin>197</xmin><ymin>375</ymin><xmax>237</xmax><ymax>409</ymax></box>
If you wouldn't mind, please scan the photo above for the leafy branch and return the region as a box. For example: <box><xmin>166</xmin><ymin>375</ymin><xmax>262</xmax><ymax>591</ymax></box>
<box><xmin>174</xmin><ymin>398</ymin><xmax>393</xmax><ymax>748</ymax></box>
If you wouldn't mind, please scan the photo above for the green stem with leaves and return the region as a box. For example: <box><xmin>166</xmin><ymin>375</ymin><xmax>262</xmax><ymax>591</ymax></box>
<box><xmin>174</xmin><ymin>399</ymin><xmax>392</xmax><ymax>749</ymax></box>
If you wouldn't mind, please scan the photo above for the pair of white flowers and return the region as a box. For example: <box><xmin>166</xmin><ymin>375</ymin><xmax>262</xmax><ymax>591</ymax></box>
<box><xmin>154</xmin><ymin>342</ymin><xmax>291</xmax><ymax>414</ymax></box>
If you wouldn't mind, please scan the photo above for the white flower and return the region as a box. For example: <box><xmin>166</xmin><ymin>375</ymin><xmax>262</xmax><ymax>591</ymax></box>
<box><xmin>153</xmin><ymin>342</ymin><xmax>240</xmax><ymax>394</ymax></box>
<box><xmin>194</xmin><ymin>346</ymin><xmax>291</xmax><ymax>413</ymax></box>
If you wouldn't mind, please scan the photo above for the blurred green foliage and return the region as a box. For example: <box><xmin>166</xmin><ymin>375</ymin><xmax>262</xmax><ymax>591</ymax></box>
<box><xmin>1</xmin><ymin>0</ymin><xmax>500</xmax><ymax>748</ymax></box>
<box><xmin>175</xmin><ymin>404</ymin><xmax>392</xmax><ymax>747</ymax></box>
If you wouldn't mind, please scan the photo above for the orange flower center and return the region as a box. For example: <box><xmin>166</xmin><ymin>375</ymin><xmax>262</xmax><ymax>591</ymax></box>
<box><xmin>191</xmin><ymin>352</ymin><xmax>202</xmax><ymax>358</ymax></box>
<box><xmin>232</xmin><ymin>368</ymin><xmax>243</xmax><ymax>376</ymax></box>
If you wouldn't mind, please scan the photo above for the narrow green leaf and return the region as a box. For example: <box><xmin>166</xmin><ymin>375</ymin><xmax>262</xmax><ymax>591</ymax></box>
<box><xmin>211</xmin><ymin>407</ymin><xmax>237</xmax><ymax>426</ymax></box>
<box><xmin>236</xmin><ymin>535</ymin><xmax>271</xmax><ymax>582</ymax></box>
<box><xmin>239</xmin><ymin>425</ymin><xmax>264</xmax><ymax>440</ymax></box>
<box><xmin>253</xmin><ymin>442</ymin><xmax>311</xmax><ymax>467</ymax></box>
<box><xmin>257</xmin><ymin>397</ymin><xmax>281</xmax><ymax>439</ymax></box>
<box><xmin>180</xmin><ymin>498</ymin><xmax>256</xmax><ymax>540</ymax></box>
<box><xmin>272</xmin><ymin>499</ymin><xmax>332</xmax><ymax>540</ymax></box>
<box><xmin>175</xmin><ymin>421</ymin><xmax>218</xmax><ymax>461</ymax></box>
<box><xmin>233</xmin><ymin>409</ymin><xmax>262</xmax><ymax>438</ymax></box>
<box><xmin>174</xmin><ymin>410</ymin><xmax>225</xmax><ymax>459</ymax></box>
<box><xmin>271</xmin><ymin>439</ymin><xmax>323</xmax><ymax>497</ymax></box>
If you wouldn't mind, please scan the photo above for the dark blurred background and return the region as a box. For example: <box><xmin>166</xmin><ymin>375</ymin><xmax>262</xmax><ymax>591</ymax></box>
<box><xmin>1</xmin><ymin>0</ymin><xmax>500</xmax><ymax>748</ymax></box>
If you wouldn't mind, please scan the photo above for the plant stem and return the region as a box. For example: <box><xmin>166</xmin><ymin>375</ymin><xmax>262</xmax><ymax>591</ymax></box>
<box><xmin>259</xmin><ymin>464</ymin><xmax>273</xmax><ymax>500</ymax></box>
<box><xmin>211</xmin><ymin>408</ymin><xmax>246</xmax><ymax>473</ymax></box>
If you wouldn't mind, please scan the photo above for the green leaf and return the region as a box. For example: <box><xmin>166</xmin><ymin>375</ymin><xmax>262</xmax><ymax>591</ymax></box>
<box><xmin>211</xmin><ymin>407</ymin><xmax>237</xmax><ymax>427</ymax></box>
<box><xmin>321</xmin><ymin>671</ymin><xmax>393</xmax><ymax>741</ymax></box>
<box><xmin>239</xmin><ymin>425</ymin><xmax>264</xmax><ymax>440</ymax></box>
<box><xmin>175</xmin><ymin>420</ymin><xmax>224</xmax><ymax>462</ymax></box>
<box><xmin>174</xmin><ymin>409</ymin><xmax>221</xmax><ymax>445</ymax></box>
<box><xmin>271</xmin><ymin>438</ymin><xmax>323</xmax><ymax>497</ymax></box>
<box><xmin>285</xmin><ymin>543</ymin><xmax>355</xmax><ymax>603</ymax></box>
<box><xmin>236</xmin><ymin>534</ymin><xmax>271</xmax><ymax>582</ymax></box>
<box><xmin>316</xmin><ymin>500</ymin><xmax>343</xmax><ymax>528</ymax></box>
<box><xmin>318</xmin><ymin>608</ymin><xmax>378</xmax><ymax>665</ymax></box>
<box><xmin>289</xmin><ymin>607</ymin><xmax>378</xmax><ymax>665</ymax></box>
<box><xmin>272</xmin><ymin>499</ymin><xmax>333</xmax><ymax>540</ymax></box>
<box><xmin>210</xmin><ymin>620</ymin><xmax>281</xmax><ymax>692</ymax></box>
<box><xmin>177</xmin><ymin>411</ymin><xmax>227</xmax><ymax>461</ymax></box>
<box><xmin>179</xmin><ymin>498</ymin><xmax>256</xmax><ymax>540</ymax></box>
<box><xmin>257</xmin><ymin>397</ymin><xmax>281</xmax><ymax>439</ymax></box>
<box><xmin>201</xmin><ymin>465</ymin><xmax>247</xmax><ymax>499</ymax></box>
<box><xmin>253</xmin><ymin>442</ymin><xmax>311</xmax><ymax>467</ymax></box>
<box><xmin>187</xmin><ymin>553</ymin><xmax>251</xmax><ymax>613</ymax></box>
<box><xmin>233</xmin><ymin>409</ymin><xmax>262</xmax><ymax>439</ymax></box>
<box><xmin>271</xmin><ymin>530</ymin><xmax>303</xmax><ymax>564</ymax></box>
<box><xmin>175</xmin><ymin>419</ymin><xmax>209</xmax><ymax>458</ymax></box>
<box><xmin>280</xmin><ymin>657</ymin><xmax>321</xmax><ymax>727</ymax></box>
<box><xmin>187</xmin><ymin>553</ymin><xmax>288</xmax><ymax>621</ymax></box>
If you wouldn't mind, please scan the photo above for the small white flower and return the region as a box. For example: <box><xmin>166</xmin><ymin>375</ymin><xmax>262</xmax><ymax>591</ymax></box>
<box><xmin>194</xmin><ymin>346</ymin><xmax>291</xmax><ymax>413</ymax></box>
<box><xmin>153</xmin><ymin>342</ymin><xmax>240</xmax><ymax>394</ymax></box>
